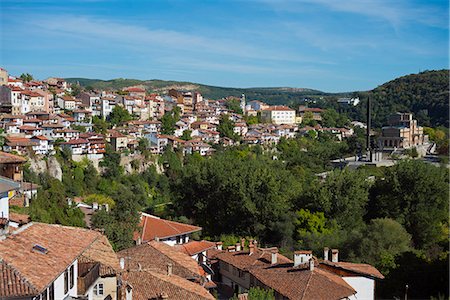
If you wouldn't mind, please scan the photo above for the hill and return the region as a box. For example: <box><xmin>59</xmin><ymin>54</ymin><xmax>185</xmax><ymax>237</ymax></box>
<box><xmin>66</xmin><ymin>69</ymin><xmax>449</xmax><ymax>127</ymax></box>
<box><xmin>348</xmin><ymin>70</ymin><xmax>449</xmax><ymax>128</ymax></box>
<box><xmin>65</xmin><ymin>78</ymin><xmax>325</xmax><ymax>105</ymax></box>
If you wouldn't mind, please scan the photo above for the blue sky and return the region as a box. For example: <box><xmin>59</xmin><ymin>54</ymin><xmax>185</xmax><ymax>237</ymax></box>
<box><xmin>0</xmin><ymin>0</ymin><xmax>448</xmax><ymax>92</ymax></box>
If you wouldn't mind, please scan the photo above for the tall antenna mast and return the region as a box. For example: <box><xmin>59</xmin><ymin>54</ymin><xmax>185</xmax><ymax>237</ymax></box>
<box><xmin>366</xmin><ymin>95</ymin><xmax>372</xmax><ymax>162</ymax></box>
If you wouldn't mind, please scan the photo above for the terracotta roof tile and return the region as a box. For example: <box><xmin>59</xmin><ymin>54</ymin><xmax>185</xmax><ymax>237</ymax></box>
<box><xmin>250</xmin><ymin>264</ymin><xmax>356</xmax><ymax>300</ymax></box>
<box><xmin>134</xmin><ymin>213</ymin><xmax>201</xmax><ymax>242</ymax></box>
<box><xmin>0</xmin><ymin>223</ymin><xmax>102</xmax><ymax>295</ymax></box>
<box><xmin>215</xmin><ymin>248</ymin><xmax>292</xmax><ymax>271</ymax></box>
<box><xmin>123</xmin><ymin>269</ymin><xmax>214</xmax><ymax>300</ymax></box>
<box><xmin>79</xmin><ymin>235</ymin><xmax>120</xmax><ymax>277</ymax></box>
<box><xmin>8</xmin><ymin>212</ymin><xmax>31</xmax><ymax>225</ymax></box>
<box><xmin>118</xmin><ymin>241</ymin><xmax>202</xmax><ymax>279</ymax></box>
<box><xmin>175</xmin><ymin>240</ymin><xmax>216</xmax><ymax>256</ymax></box>
<box><xmin>0</xmin><ymin>151</ymin><xmax>26</xmax><ymax>163</ymax></box>
<box><xmin>320</xmin><ymin>260</ymin><xmax>385</xmax><ymax>279</ymax></box>
<box><xmin>0</xmin><ymin>261</ymin><xmax>38</xmax><ymax>297</ymax></box>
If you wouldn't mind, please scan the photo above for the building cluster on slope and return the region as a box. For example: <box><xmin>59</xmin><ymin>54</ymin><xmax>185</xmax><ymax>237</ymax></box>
<box><xmin>0</xmin><ymin>68</ymin><xmax>365</xmax><ymax>160</ymax></box>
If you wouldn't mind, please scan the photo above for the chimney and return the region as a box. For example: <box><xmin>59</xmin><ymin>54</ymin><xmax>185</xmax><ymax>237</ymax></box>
<box><xmin>249</xmin><ymin>244</ymin><xmax>255</xmax><ymax>255</ymax></box>
<box><xmin>331</xmin><ymin>249</ymin><xmax>339</xmax><ymax>262</ymax></box>
<box><xmin>167</xmin><ymin>263</ymin><xmax>172</xmax><ymax>276</ymax></box>
<box><xmin>228</xmin><ymin>246</ymin><xmax>236</xmax><ymax>252</ymax></box>
<box><xmin>309</xmin><ymin>259</ymin><xmax>314</xmax><ymax>271</ymax></box>
<box><xmin>271</xmin><ymin>251</ymin><xmax>278</xmax><ymax>265</ymax></box>
<box><xmin>253</xmin><ymin>240</ymin><xmax>258</xmax><ymax>249</ymax></box>
<box><xmin>236</xmin><ymin>243</ymin><xmax>241</xmax><ymax>252</ymax></box>
<box><xmin>159</xmin><ymin>293</ymin><xmax>169</xmax><ymax>299</ymax></box>
<box><xmin>323</xmin><ymin>247</ymin><xmax>329</xmax><ymax>261</ymax></box>
<box><xmin>125</xmin><ymin>284</ymin><xmax>133</xmax><ymax>300</ymax></box>
<box><xmin>137</xmin><ymin>263</ymin><xmax>142</xmax><ymax>271</ymax></box>
<box><xmin>241</xmin><ymin>238</ymin><xmax>246</xmax><ymax>249</ymax></box>
<box><xmin>294</xmin><ymin>250</ymin><xmax>312</xmax><ymax>267</ymax></box>
<box><xmin>120</xmin><ymin>257</ymin><xmax>125</xmax><ymax>270</ymax></box>
<box><xmin>216</xmin><ymin>241</ymin><xmax>223</xmax><ymax>251</ymax></box>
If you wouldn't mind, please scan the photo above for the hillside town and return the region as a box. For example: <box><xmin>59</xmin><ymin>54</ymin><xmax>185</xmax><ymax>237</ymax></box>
<box><xmin>0</xmin><ymin>69</ymin><xmax>430</xmax><ymax>161</ymax></box>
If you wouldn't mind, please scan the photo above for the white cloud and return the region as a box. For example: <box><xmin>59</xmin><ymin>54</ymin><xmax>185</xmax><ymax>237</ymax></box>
<box><xmin>262</xmin><ymin>0</ymin><xmax>448</xmax><ymax>29</ymax></box>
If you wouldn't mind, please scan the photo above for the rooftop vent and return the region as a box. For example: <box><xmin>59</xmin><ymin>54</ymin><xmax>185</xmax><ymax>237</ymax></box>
<box><xmin>32</xmin><ymin>244</ymin><xmax>48</xmax><ymax>254</ymax></box>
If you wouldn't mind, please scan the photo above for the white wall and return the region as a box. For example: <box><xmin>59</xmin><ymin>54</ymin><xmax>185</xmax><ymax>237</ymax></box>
<box><xmin>52</xmin><ymin>260</ymin><xmax>78</xmax><ymax>299</ymax></box>
<box><xmin>0</xmin><ymin>195</ymin><xmax>9</xmax><ymax>219</ymax></box>
<box><xmin>344</xmin><ymin>277</ymin><xmax>374</xmax><ymax>300</ymax></box>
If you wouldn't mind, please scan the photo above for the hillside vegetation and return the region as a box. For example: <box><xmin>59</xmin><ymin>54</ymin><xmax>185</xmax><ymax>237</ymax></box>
<box><xmin>353</xmin><ymin>70</ymin><xmax>449</xmax><ymax>127</ymax></box>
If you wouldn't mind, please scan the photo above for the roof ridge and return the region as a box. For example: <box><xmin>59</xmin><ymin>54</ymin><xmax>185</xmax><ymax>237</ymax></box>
<box><xmin>300</xmin><ymin>270</ymin><xmax>314</xmax><ymax>300</ymax></box>
<box><xmin>162</xmin><ymin>218</ymin><xmax>183</xmax><ymax>235</ymax></box>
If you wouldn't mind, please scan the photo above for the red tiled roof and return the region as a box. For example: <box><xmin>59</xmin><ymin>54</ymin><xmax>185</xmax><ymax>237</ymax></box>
<box><xmin>320</xmin><ymin>260</ymin><xmax>384</xmax><ymax>279</ymax></box>
<box><xmin>175</xmin><ymin>240</ymin><xmax>216</xmax><ymax>256</ymax></box>
<box><xmin>62</xmin><ymin>138</ymin><xmax>88</xmax><ymax>145</ymax></box>
<box><xmin>123</xmin><ymin>269</ymin><xmax>214</xmax><ymax>300</ymax></box>
<box><xmin>214</xmin><ymin>248</ymin><xmax>292</xmax><ymax>271</ymax></box>
<box><xmin>8</xmin><ymin>212</ymin><xmax>31</xmax><ymax>225</ymax></box>
<box><xmin>118</xmin><ymin>241</ymin><xmax>203</xmax><ymax>279</ymax></box>
<box><xmin>19</xmin><ymin>125</ymin><xmax>40</xmax><ymax>131</ymax></box>
<box><xmin>0</xmin><ymin>223</ymin><xmax>103</xmax><ymax>295</ymax></box>
<box><xmin>262</xmin><ymin>106</ymin><xmax>294</xmax><ymax>111</ymax></box>
<box><xmin>135</xmin><ymin>213</ymin><xmax>201</xmax><ymax>242</ymax></box>
<box><xmin>0</xmin><ymin>151</ymin><xmax>26</xmax><ymax>163</ymax></box>
<box><xmin>5</xmin><ymin>137</ymin><xmax>38</xmax><ymax>147</ymax></box>
<box><xmin>250</xmin><ymin>264</ymin><xmax>356</xmax><ymax>300</ymax></box>
<box><xmin>0</xmin><ymin>261</ymin><xmax>38</xmax><ymax>298</ymax></box>
<box><xmin>31</xmin><ymin>135</ymin><xmax>48</xmax><ymax>141</ymax></box>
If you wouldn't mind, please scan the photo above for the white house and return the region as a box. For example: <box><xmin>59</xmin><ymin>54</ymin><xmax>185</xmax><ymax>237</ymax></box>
<box><xmin>261</xmin><ymin>106</ymin><xmax>296</xmax><ymax>125</ymax></box>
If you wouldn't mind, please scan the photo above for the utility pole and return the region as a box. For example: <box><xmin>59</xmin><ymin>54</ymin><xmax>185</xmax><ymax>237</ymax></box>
<box><xmin>366</xmin><ymin>95</ymin><xmax>372</xmax><ymax>162</ymax></box>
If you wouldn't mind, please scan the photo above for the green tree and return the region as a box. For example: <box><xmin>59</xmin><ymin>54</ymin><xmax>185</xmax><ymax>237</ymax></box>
<box><xmin>180</xmin><ymin>130</ymin><xmax>192</xmax><ymax>141</ymax></box>
<box><xmin>226</xmin><ymin>98</ymin><xmax>243</xmax><ymax>114</ymax></box>
<box><xmin>161</xmin><ymin>107</ymin><xmax>181</xmax><ymax>135</ymax></box>
<box><xmin>99</xmin><ymin>145</ymin><xmax>124</xmax><ymax>178</ymax></box>
<box><xmin>84</xmin><ymin>194</ymin><xmax>115</xmax><ymax>208</ymax></box>
<box><xmin>217</xmin><ymin>114</ymin><xmax>239</xmax><ymax>141</ymax></box>
<box><xmin>321</xmin><ymin>108</ymin><xmax>349</xmax><ymax>128</ymax></box>
<box><xmin>173</xmin><ymin>149</ymin><xmax>301</xmax><ymax>246</ymax></box>
<box><xmin>71</xmin><ymin>84</ymin><xmax>82</xmax><ymax>97</ymax></box>
<box><xmin>354</xmin><ymin>218</ymin><xmax>411</xmax><ymax>274</ymax></box>
<box><xmin>298</xmin><ymin>169</ymin><xmax>370</xmax><ymax>230</ymax></box>
<box><xmin>92</xmin><ymin>116</ymin><xmax>109</xmax><ymax>134</ymax></box>
<box><xmin>108</xmin><ymin>105</ymin><xmax>132</xmax><ymax>126</ymax></box>
<box><xmin>368</xmin><ymin>160</ymin><xmax>449</xmax><ymax>251</ymax></box>
<box><xmin>247</xmin><ymin>287</ymin><xmax>275</xmax><ymax>300</ymax></box>
<box><xmin>20</xmin><ymin>73</ymin><xmax>33</xmax><ymax>82</ymax></box>
<box><xmin>29</xmin><ymin>175</ymin><xmax>85</xmax><ymax>227</ymax></box>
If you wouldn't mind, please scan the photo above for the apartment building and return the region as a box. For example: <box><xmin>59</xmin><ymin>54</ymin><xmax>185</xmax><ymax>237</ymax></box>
<box><xmin>261</xmin><ymin>106</ymin><xmax>296</xmax><ymax>125</ymax></box>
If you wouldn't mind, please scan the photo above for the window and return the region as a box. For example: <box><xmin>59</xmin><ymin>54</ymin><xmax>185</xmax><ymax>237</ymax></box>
<box><xmin>49</xmin><ymin>283</ymin><xmax>54</xmax><ymax>300</ymax></box>
<box><xmin>69</xmin><ymin>265</ymin><xmax>74</xmax><ymax>289</ymax></box>
<box><xmin>64</xmin><ymin>269</ymin><xmax>69</xmax><ymax>294</ymax></box>
<box><xmin>93</xmin><ymin>283</ymin><xmax>104</xmax><ymax>296</ymax></box>
<box><xmin>40</xmin><ymin>289</ymin><xmax>47</xmax><ymax>300</ymax></box>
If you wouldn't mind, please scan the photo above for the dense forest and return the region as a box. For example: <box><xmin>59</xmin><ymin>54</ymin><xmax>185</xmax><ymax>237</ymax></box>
<box><xmin>18</xmin><ymin>129</ymin><xmax>449</xmax><ymax>299</ymax></box>
<box><xmin>67</xmin><ymin>69</ymin><xmax>449</xmax><ymax>128</ymax></box>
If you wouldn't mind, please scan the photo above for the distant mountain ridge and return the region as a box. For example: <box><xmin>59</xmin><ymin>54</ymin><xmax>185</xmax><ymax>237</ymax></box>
<box><xmin>66</xmin><ymin>69</ymin><xmax>449</xmax><ymax>127</ymax></box>
<box><xmin>65</xmin><ymin>78</ymin><xmax>325</xmax><ymax>101</ymax></box>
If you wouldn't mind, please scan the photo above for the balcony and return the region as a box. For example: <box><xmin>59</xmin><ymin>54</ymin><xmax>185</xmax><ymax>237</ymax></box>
<box><xmin>77</xmin><ymin>262</ymin><xmax>100</xmax><ymax>296</ymax></box>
